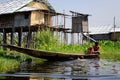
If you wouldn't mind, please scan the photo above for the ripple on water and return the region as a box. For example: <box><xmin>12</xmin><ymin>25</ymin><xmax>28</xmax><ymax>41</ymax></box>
<box><xmin>1</xmin><ymin>59</ymin><xmax>120</xmax><ymax>80</ymax></box>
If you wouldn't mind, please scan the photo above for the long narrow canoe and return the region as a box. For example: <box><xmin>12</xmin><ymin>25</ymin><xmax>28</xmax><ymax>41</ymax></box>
<box><xmin>2</xmin><ymin>44</ymin><xmax>99</xmax><ymax>61</ymax></box>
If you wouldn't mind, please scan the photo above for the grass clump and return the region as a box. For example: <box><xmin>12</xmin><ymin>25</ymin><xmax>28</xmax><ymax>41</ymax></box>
<box><xmin>100</xmin><ymin>40</ymin><xmax>120</xmax><ymax>61</ymax></box>
<box><xmin>0</xmin><ymin>57</ymin><xmax>19</xmax><ymax>73</ymax></box>
<box><xmin>34</xmin><ymin>29</ymin><xmax>120</xmax><ymax>61</ymax></box>
<box><xmin>0</xmin><ymin>50</ymin><xmax>45</xmax><ymax>73</ymax></box>
<box><xmin>33</xmin><ymin>29</ymin><xmax>97</xmax><ymax>54</ymax></box>
<box><xmin>34</xmin><ymin>29</ymin><xmax>90</xmax><ymax>54</ymax></box>
<box><xmin>0</xmin><ymin>50</ymin><xmax>20</xmax><ymax>73</ymax></box>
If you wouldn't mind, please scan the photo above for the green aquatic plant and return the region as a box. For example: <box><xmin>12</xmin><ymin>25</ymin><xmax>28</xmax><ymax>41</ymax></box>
<box><xmin>100</xmin><ymin>40</ymin><xmax>120</xmax><ymax>61</ymax></box>
<box><xmin>33</xmin><ymin>29</ymin><xmax>93</xmax><ymax>53</ymax></box>
<box><xmin>34</xmin><ymin>30</ymin><xmax>120</xmax><ymax>61</ymax></box>
<box><xmin>0</xmin><ymin>57</ymin><xmax>19</xmax><ymax>73</ymax></box>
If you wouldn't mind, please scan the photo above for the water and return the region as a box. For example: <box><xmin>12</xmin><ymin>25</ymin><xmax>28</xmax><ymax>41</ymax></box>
<box><xmin>1</xmin><ymin>58</ymin><xmax>120</xmax><ymax>80</ymax></box>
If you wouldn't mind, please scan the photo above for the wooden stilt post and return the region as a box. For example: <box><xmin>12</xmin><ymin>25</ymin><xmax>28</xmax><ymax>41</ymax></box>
<box><xmin>11</xmin><ymin>26</ymin><xmax>15</xmax><ymax>45</ymax></box>
<box><xmin>56</xmin><ymin>14</ymin><xmax>58</xmax><ymax>35</ymax></box>
<box><xmin>71</xmin><ymin>33</ymin><xmax>74</xmax><ymax>44</ymax></box>
<box><xmin>3</xmin><ymin>28</ymin><xmax>7</xmax><ymax>44</ymax></box>
<box><xmin>59</xmin><ymin>32</ymin><xmax>62</xmax><ymax>44</ymax></box>
<box><xmin>66</xmin><ymin>33</ymin><xmax>68</xmax><ymax>44</ymax></box>
<box><xmin>81</xmin><ymin>33</ymin><xmax>83</xmax><ymax>45</ymax></box>
<box><xmin>78</xmin><ymin>33</ymin><xmax>79</xmax><ymax>44</ymax></box>
<box><xmin>18</xmin><ymin>27</ymin><xmax>22</xmax><ymax>47</ymax></box>
<box><xmin>3</xmin><ymin>28</ymin><xmax>7</xmax><ymax>50</ymax></box>
<box><xmin>63</xmin><ymin>12</ymin><xmax>66</xmax><ymax>44</ymax></box>
<box><xmin>27</xmin><ymin>27</ymin><xmax>32</xmax><ymax>48</ymax></box>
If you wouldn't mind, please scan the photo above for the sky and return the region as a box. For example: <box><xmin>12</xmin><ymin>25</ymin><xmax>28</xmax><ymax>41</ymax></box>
<box><xmin>48</xmin><ymin>0</ymin><xmax>120</xmax><ymax>27</ymax></box>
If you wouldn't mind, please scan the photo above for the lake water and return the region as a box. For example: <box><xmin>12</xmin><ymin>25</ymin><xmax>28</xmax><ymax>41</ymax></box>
<box><xmin>1</xmin><ymin>58</ymin><xmax>120</xmax><ymax>80</ymax></box>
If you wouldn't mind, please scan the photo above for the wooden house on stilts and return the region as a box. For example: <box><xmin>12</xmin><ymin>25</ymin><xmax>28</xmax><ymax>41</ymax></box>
<box><xmin>0</xmin><ymin>0</ymin><xmax>100</xmax><ymax>60</ymax></box>
<box><xmin>0</xmin><ymin>0</ymin><xmax>70</xmax><ymax>47</ymax></box>
<box><xmin>0</xmin><ymin>0</ymin><xmax>92</xmax><ymax>48</ymax></box>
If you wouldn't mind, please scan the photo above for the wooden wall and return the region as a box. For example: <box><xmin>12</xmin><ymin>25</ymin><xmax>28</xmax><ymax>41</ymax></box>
<box><xmin>0</xmin><ymin>14</ymin><xmax>14</xmax><ymax>28</ymax></box>
<box><xmin>30</xmin><ymin>11</ymin><xmax>44</xmax><ymax>26</ymax></box>
<box><xmin>14</xmin><ymin>12</ymin><xmax>30</xmax><ymax>27</ymax></box>
<box><xmin>28</xmin><ymin>2</ymin><xmax>53</xmax><ymax>26</ymax></box>
<box><xmin>72</xmin><ymin>16</ymin><xmax>82</xmax><ymax>33</ymax></box>
<box><xmin>30</xmin><ymin>11</ymin><xmax>53</xmax><ymax>26</ymax></box>
<box><xmin>82</xmin><ymin>16</ymin><xmax>88</xmax><ymax>32</ymax></box>
<box><xmin>90</xmin><ymin>32</ymin><xmax>120</xmax><ymax>41</ymax></box>
<box><xmin>72</xmin><ymin>16</ymin><xmax>88</xmax><ymax>33</ymax></box>
<box><xmin>0</xmin><ymin>11</ymin><xmax>53</xmax><ymax>28</ymax></box>
<box><xmin>44</xmin><ymin>14</ymin><xmax>53</xmax><ymax>26</ymax></box>
<box><xmin>110</xmin><ymin>32</ymin><xmax>120</xmax><ymax>41</ymax></box>
<box><xmin>90</xmin><ymin>34</ymin><xmax>110</xmax><ymax>41</ymax></box>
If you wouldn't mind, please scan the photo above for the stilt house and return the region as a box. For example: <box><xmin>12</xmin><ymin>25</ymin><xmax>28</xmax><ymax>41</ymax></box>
<box><xmin>0</xmin><ymin>0</ymin><xmax>55</xmax><ymax>28</ymax></box>
<box><xmin>0</xmin><ymin>0</ymin><xmax>57</xmax><ymax>47</ymax></box>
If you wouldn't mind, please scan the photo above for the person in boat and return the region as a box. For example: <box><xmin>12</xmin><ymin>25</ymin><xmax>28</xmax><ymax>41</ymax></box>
<box><xmin>87</xmin><ymin>42</ymin><xmax>100</xmax><ymax>54</ymax></box>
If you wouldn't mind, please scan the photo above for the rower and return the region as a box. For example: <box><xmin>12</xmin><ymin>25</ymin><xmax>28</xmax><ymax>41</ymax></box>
<box><xmin>87</xmin><ymin>42</ymin><xmax>100</xmax><ymax>54</ymax></box>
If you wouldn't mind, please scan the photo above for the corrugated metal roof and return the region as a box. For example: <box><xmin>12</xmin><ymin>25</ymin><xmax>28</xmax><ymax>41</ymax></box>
<box><xmin>89</xmin><ymin>26</ymin><xmax>120</xmax><ymax>34</ymax></box>
<box><xmin>89</xmin><ymin>26</ymin><xmax>112</xmax><ymax>34</ymax></box>
<box><xmin>0</xmin><ymin>0</ymin><xmax>55</xmax><ymax>15</ymax></box>
<box><xmin>16</xmin><ymin>6</ymin><xmax>40</xmax><ymax>12</ymax></box>
<box><xmin>110</xmin><ymin>27</ymin><xmax>120</xmax><ymax>32</ymax></box>
<box><xmin>0</xmin><ymin>0</ymin><xmax>33</xmax><ymax>15</ymax></box>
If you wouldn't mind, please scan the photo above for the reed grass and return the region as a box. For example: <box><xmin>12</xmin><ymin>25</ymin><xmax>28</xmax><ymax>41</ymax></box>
<box><xmin>0</xmin><ymin>57</ymin><xmax>19</xmax><ymax>73</ymax></box>
<box><xmin>34</xmin><ymin>29</ymin><xmax>91</xmax><ymax>54</ymax></box>
<box><xmin>0</xmin><ymin>49</ymin><xmax>46</xmax><ymax>73</ymax></box>
<box><xmin>100</xmin><ymin>40</ymin><xmax>120</xmax><ymax>61</ymax></box>
<box><xmin>34</xmin><ymin>29</ymin><xmax>120</xmax><ymax>61</ymax></box>
<box><xmin>0</xmin><ymin>50</ymin><xmax>20</xmax><ymax>73</ymax></box>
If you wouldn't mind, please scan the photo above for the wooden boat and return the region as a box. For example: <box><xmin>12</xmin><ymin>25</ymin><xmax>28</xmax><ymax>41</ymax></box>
<box><xmin>2</xmin><ymin>44</ymin><xmax>99</xmax><ymax>61</ymax></box>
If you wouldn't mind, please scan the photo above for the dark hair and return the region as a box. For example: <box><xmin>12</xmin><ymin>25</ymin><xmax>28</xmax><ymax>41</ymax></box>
<box><xmin>95</xmin><ymin>42</ymin><xmax>99</xmax><ymax>45</ymax></box>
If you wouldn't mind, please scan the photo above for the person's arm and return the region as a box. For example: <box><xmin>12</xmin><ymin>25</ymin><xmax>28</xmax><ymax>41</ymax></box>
<box><xmin>88</xmin><ymin>47</ymin><xmax>93</xmax><ymax>54</ymax></box>
<box><xmin>94</xmin><ymin>46</ymin><xmax>100</xmax><ymax>54</ymax></box>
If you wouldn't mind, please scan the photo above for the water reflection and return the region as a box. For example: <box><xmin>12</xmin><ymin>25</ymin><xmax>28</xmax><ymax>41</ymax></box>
<box><xmin>1</xmin><ymin>58</ymin><xmax>120</xmax><ymax>80</ymax></box>
<box><xmin>1</xmin><ymin>77</ymin><xmax>89</xmax><ymax>80</ymax></box>
<box><xmin>19</xmin><ymin>58</ymin><xmax>101</xmax><ymax>76</ymax></box>
<box><xmin>87</xmin><ymin>58</ymin><xmax>100</xmax><ymax>75</ymax></box>
<box><xmin>19</xmin><ymin>58</ymin><xmax>120</xmax><ymax>75</ymax></box>
<box><xmin>20</xmin><ymin>58</ymin><xmax>33</xmax><ymax>71</ymax></box>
